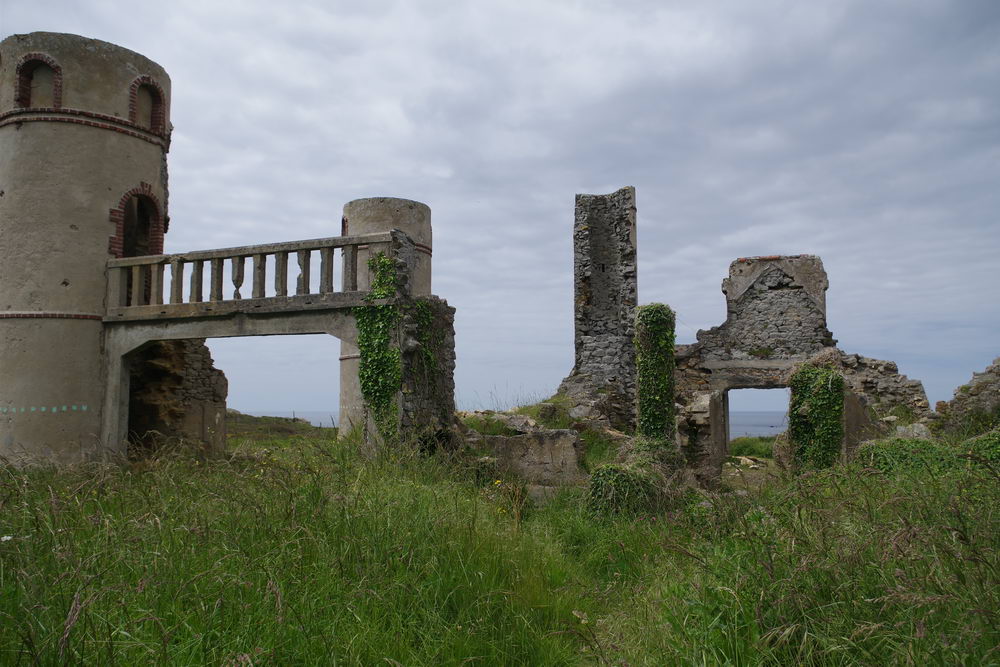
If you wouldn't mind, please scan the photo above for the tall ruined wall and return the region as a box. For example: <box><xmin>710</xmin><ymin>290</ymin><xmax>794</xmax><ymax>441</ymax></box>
<box><xmin>559</xmin><ymin>186</ymin><xmax>638</xmax><ymax>429</ymax></box>
<box><xmin>934</xmin><ymin>356</ymin><xmax>1000</xmax><ymax>432</ymax></box>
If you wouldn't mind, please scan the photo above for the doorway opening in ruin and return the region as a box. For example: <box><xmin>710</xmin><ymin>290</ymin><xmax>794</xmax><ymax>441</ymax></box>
<box><xmin>726</xmin><ymin>388</ymin><xmax>790</xmax><ymax>452</ymax></box>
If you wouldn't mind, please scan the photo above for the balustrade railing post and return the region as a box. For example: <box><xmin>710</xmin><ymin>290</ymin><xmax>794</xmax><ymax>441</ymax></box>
<box><xmin>170</xmin><ymin>259</ymin><xmax>184</xmax><ymax>304</ymax></box>
<box><xmin>130</xmin><ymin>265</ymin><xmax>143</xmax><ymax>306</ymax></box>
<box><xmin>150</xmin><ymin>263</ymin><xmax>164</xmax><ymax>305</ymax></box>
<box><xmin>252</xmin><ymin>254</ymin><xmax>266</xmax><ymax>298</ymax></box>
<box><xmin>190</xmin><ymin>260</ymin><xmax>204</xmax><ymax>302</ymax></box>
<box><xmin>320</xmin><ymin>247</ymin><xmax>333</xmax><ymax>293</ymax></box>
<box><xmin>343</xmin><ymin>245</ymin><xmax>358</xmax><ymax>291</ymax></box>
<box><xmin>296</xmin><ymin>250</ymin><xmax>311</xmax><ymax>296</ymax></box>
<box><xmin>210</xmin><ymin>258</ymin><xmax>224</xmax><ymax>301</ymax></box>
<box><xmin>232</xmin><ymin>256</ymin><xmax>246</xmax><ymax>300</ymax></box>
<box><xmin>275</xmin><ymin>252</ymin><xmax>288</xmax><ymax>297</ymax></box>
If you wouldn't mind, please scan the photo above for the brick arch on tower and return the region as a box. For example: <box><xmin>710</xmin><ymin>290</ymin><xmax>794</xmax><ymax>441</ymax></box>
<box><xmin>14</xmin><ymin>52</ymin><xmax>63</xmax><ymax>108</ymax></box>
<box><xmin>108</xmin><ymin>183</ymin><xmax>165</xmax><ymax>258</ymax></box>
<box><xmin>127</xmin><ymin>75</ymin><xmax>167</xmax><ymax>135</ymax></box>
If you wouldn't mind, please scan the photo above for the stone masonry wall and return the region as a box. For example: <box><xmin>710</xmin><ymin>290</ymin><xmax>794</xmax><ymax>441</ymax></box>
<box><xmin>399</xmin><ymin>296</ymin><xmax>456</xmax><ymax>446</ymax></box>
<box><xmin>696</xmin><ymin>256</ymin><xmax>835</xmax><ymax>361</ymax></box>
<box><xmin>128</xmin><ymin>338</ymin><xmax>227</xmax><ymax>452</ymax></box>
<box><xmin>558</xmin><ymin>186</ymin><xmax>638</xmax><ymax>430</ymax></box>
<box><xmin>934</xmin><ymin>356</ymin><xmax>1000</xmax><ymax>431</ymax></box>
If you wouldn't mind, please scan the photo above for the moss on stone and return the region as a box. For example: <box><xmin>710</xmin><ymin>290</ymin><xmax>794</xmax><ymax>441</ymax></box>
<box><xmin>354</xmin><ymin>252</ymin><xmax>401</xmax><ymax>440</ymax></box>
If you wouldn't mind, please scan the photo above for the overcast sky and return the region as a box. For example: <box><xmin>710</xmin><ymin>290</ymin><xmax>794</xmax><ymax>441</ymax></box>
<box><xmin>3</xmin><ymin>0</ymin><xmax>998</xmax><ymax>414</ymax></box>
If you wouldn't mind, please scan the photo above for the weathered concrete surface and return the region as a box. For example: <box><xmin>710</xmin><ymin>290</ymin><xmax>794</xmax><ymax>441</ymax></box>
<box><xmin>0</xmin><ymin>33</ymin><xmax>171</xmax><ymax>464</ymax></box>
<box><xmin>339</xmin><ymin>198</ymin><xmax>433</xmax><ymax>433</ymax></box>
<box><xmin>400</xmin><ymin>296</ymin><xmax>457</xmax><ymax>445</ymax></box>
<box><xmin>558</xmin><ymin>186</ymin><xmax>638</xmax><ymax>430</ymax></box>
<box><xmin>481</xmin><ymin>431</ymin><xmax>586</xmax><ymax>486</ymax></box>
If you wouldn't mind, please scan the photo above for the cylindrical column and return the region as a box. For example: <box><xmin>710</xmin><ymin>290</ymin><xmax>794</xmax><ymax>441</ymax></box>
<box><xmin>338</xmin><ymin>197</ymin><xmax>432</xmax><ymax>432</ymax></box>
<box><xmin>0</xmin><ymin>33</ymin><xmax>171</xmax><ymax>463</ymax></box>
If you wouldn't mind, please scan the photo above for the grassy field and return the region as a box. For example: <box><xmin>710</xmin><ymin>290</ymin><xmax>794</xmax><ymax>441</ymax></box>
<box><xmin>1</xmin><ymin>426</ymin><xmax>998</xmax><ymax>664</ymax></box>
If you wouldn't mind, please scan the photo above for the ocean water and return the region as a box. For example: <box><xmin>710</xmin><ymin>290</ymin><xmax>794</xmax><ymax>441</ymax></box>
<box><xmin>729</xmin><ymin>411</ymin><xmax>788</xmax><ymax>439</ymax></box>
<box><xmin>244</xmin><ymin>409</ymin><xmax>789</xmax><ymax>437</ymax></box>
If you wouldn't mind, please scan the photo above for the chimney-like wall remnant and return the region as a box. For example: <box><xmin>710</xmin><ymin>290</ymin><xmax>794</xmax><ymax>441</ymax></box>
<box><xmin>558</xmin><ymin>186</ymin><xmax>638</xmax><ymax>429</ymax></box>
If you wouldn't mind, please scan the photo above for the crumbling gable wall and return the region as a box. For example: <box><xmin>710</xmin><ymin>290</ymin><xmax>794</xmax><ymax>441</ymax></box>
<box><xmin>675</xmin><ymin>255</ymin><xmax>929</xmax><ymax>486</ymax></box>
<box><xmin>558</xmin><ymin>186</ymin><xmax>638</xmax><ymax>429</ymax></box>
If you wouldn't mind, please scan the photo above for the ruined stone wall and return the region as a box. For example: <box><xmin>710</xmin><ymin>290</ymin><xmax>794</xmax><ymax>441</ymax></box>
<box><xmin>934</xmin><ymin>356</ymin><xmax>1000</xmax><ymax>432</ymax></box>
<box><xmin>802</xmin><ymin>348</ymin><xmax>930</xmax><ymax>418</ymax></box>
<box><xmin>696</xmin><ymin>256</ymin><xmax>835</xmax><ymax>361</ymax></box>
<box><xmin>128</xmin><ymin>339</ymin><xmax>227</xmax><ymax>453</ymax></box>
<box><xmin>559</xmin><ymin>186</ymin><xmax>638</xmax><ymax>429</ymax></box>
<box><xmin>399</xmin><ymin>297</ymin><xmax>456</xmax><ymax>445</ymax></box>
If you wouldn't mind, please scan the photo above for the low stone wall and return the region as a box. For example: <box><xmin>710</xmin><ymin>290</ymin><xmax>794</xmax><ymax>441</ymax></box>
<box><xmin>935</xmin><ymin>357</ymin><xmax>1000</xmax><ymax>432</ymax></box>
<box><xmin>803</xmin><ymin>348</ymin><xmax>930</xmax><ymax>419</ymax></box>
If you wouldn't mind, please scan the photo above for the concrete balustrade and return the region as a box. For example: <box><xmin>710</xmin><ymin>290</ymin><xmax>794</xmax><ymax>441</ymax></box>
<box><xmin>105</xmin><ymin>231</ymin><xmax>403</xmax><ymax>322</ymax></box>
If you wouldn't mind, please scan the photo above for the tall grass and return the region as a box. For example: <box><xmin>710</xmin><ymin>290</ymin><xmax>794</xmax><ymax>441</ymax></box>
<box><xmin>2</xmin><ymin>432</ymin><xmax>997</xmax><ymax>664</ymax></box>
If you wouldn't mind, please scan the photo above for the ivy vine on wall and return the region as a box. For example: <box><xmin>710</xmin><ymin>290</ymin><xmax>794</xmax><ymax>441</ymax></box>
<box><xmin>635</xmin><ymin>303</ymin><xmax>676</xmax><ymax>441</ymax></box>
<box><xmin>789</xmin><ymin>363</ymin><xmax>845</xmax><ymax>468</ymax></box>
<box><xmin>354</xmin><ymin>252</ymin><xmax>401</xmax><ymax>440</ymax></box>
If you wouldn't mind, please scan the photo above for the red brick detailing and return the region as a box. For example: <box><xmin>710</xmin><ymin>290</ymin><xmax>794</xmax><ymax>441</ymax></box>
<box><xmin>736</xmin><ymin>254</ymin><xmax>814</xmax><ymax>263</ymax></box>
<box><xmin>0</xmin><ymin>109</ymin><xmax>169</xmax><ymax>148</ymax></box>
<box><xmin>414</xmin><ymin>242</ymin><xmax>433</xmax><ymax>256</ymax></box>
<box><xmin>108</xmin><ymin>183</ymin><xmax>165</xmax><ymax>258</ymax></box>
<box><xmin>14</xmin><ymin>53</ymin><xmax>63</xmax><ymax>108</ymax></box>
<box><xmin>127</xmin><ymin>75</ymin><xmax>167</xmax><ymax>135</ymax></box>
<box><xmin>0</xmin><ymin>312</ymin><xmax>102</xmax><ymax>320</ymax></box>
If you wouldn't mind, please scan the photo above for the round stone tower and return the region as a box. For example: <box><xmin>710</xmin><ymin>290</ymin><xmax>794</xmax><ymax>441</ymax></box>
<box><xmin>0</xmin><ymin>32</ymin><xmax>171</xmax><ymax>463</ymax></box>
<box><xmin>338</xmin><ymin>197</ymin><xmax>432</xmax><ymax>431</ymax></box>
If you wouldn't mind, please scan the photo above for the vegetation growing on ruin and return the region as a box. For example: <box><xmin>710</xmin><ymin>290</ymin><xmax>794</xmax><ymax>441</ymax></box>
<box><xmin>789</xmin><ymin>363</ymin><xmax>845</xmax><ymax>468</ymax></box>
<box><xmin>634</xmin><ymin>303</ymin><xmax>676</xmax><ymax>440</ymax></box>
<box><xmin>2</xmin><ymin>427</ymin><xmax>996</xmax><ymax>664</ymax></box>
<box><xmin>354</xmin><ymin>252</ymin><xmax>402</xmax><ymax>439</ymax></box>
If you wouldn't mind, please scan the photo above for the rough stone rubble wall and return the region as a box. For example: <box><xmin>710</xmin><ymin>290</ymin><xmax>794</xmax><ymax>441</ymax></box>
<box><xmin>695</xmin><ymin>257</ymin><xmax>835</xmax><ymax>361</ymax></box>
<box><xmin>128</xmin><ymin>339</ymin><xmax>227</xmax><ymax>452</ymax></box>
<box><xmin>559</xmin><ymin>186</ymin><xmax>638</xmax><ymax>429</ymax></box>
<box><xmin>399</xmin><ymin>296</ymin><xmax>456</xmax><ymax>444</ymax></box>
<box><xmin>934</xmin><ymin>356</ymin><xmax>1000</xmax><ymax>430</ymax></box>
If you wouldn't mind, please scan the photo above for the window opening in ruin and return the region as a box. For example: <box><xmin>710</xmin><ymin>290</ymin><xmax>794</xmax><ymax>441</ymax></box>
<box><xmin>208</xmin><ymin>335</ymin><xmax>342</xmax><ymax>437</ymax></box>
<box><xmin>135</xmin><ymin>83</ymin><xmax>163</xmax><ymax>132</ymax></box>
<box><xmin>726</xmin><ymin>388</ymin><xmax>790</xmax><ymax>442</ymax></box>
<box><xmin>16</xmin><ymin>61</ymin><xmax>55</xmax><ymax>107</ymax></box>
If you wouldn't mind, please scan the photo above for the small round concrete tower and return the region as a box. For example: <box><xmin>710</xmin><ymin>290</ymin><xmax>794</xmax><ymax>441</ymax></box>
<box><xmin>338</xmin><ymin>197</ymin><xmax>432</xmax><ymax>431</ymax></box>
<box><xmin>0</xmin><ymin>32</ymin><xmax>171</xmax><ymax>463</ymax></box>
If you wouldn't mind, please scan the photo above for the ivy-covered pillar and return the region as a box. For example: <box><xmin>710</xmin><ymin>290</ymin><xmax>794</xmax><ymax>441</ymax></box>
<box><xmin>635</xmin><ymin>303</ymin><xmax>676</xmax><ymax>441</ymax></box>
<box><xmin>788</xmin><ymin>363</ymin><xmax>845</xmax><ymax>468</ymax></box>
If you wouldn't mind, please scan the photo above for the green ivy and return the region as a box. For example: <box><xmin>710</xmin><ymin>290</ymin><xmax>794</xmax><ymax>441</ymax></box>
<box><xmin>635</xmin><ymin>303</ymin><xmax>676</xmax><ymax>441</ymax></box>
<box><xmin>354</xmin><ymin>253</ymin><xmax>401</xmax><ymax>440</ymax></box>
<box><xmin>410</xmin><ymin>299</ymin><xmax>438</xmax><ymax>380</ymax></box>
<box><xmin>788</xmin><ymin>364</ymin><xmax>844</xmax><ymax>469</ymax></box>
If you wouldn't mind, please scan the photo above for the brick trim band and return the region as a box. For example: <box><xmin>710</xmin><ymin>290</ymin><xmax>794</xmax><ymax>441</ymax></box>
<box><xmin>414</xmin><ymin>243</ymin><xmax>432</xmax><ymax>256</ymax></box>
<box><xmin>0</xmin><ymin>108</ymin><xmax>169</xmax><ymax>147</ymax></box>
<box><xmin>339</xmin><ymin>354</ymin><xmax>361</xmax><ymax>361</ymax></box>
<box><xmin>0</xmin><ymin>312</ymin><xmax>103</xmax><ymax>320</ymax></box>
